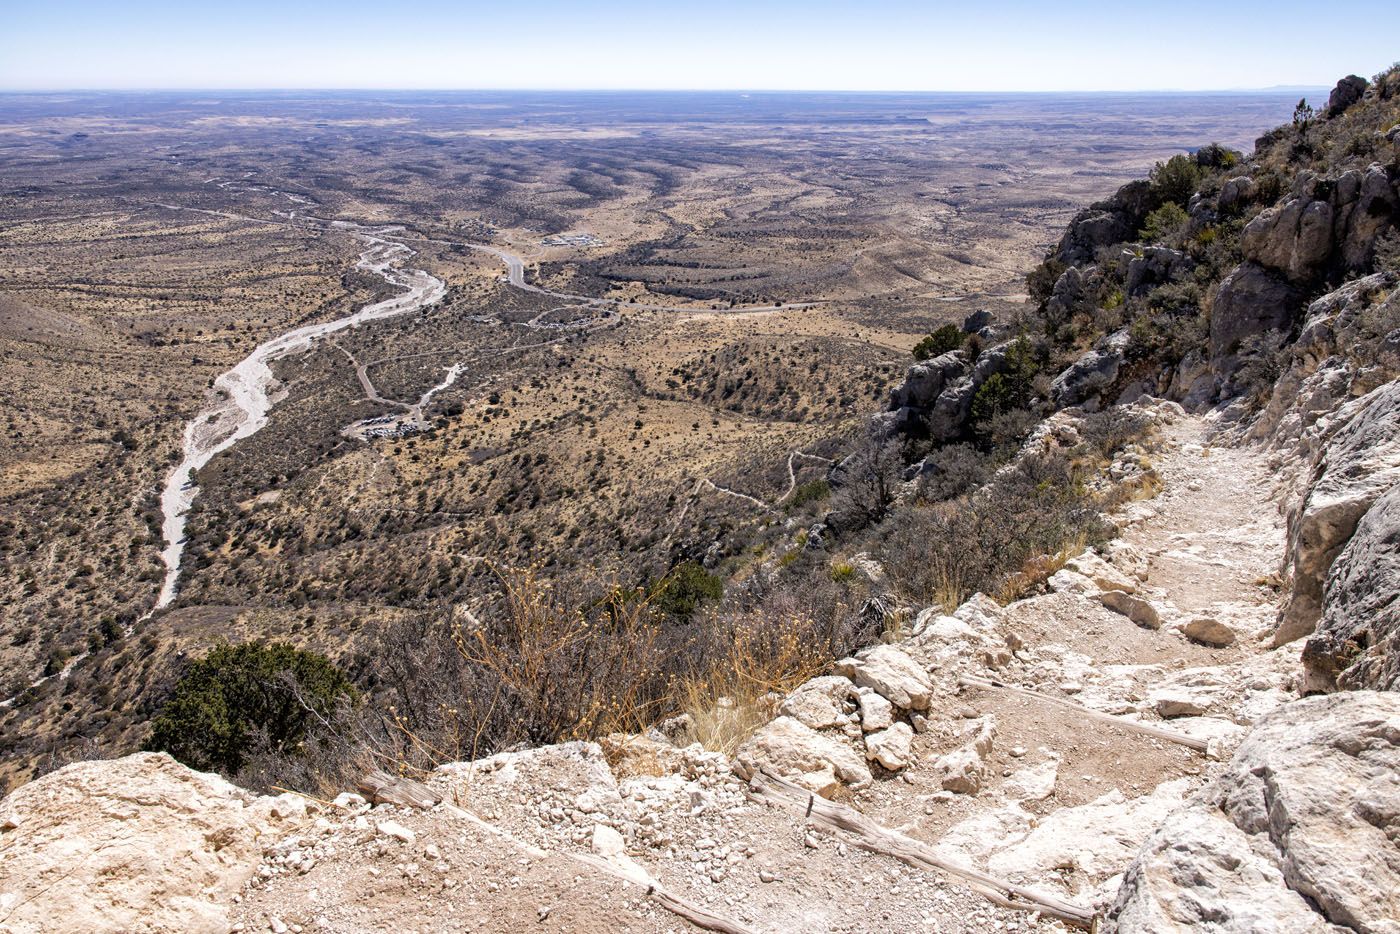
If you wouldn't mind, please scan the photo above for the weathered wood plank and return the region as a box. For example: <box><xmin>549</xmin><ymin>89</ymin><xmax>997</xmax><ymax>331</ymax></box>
<box><xmin>358</xmin><ymin>769</ymin><xmax>441</xmax><ymax>809</ymax></box>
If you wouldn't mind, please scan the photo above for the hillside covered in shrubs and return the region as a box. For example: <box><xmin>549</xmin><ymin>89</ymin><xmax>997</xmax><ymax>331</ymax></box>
<box><xmin>105</xmin><ymin>66</ymin><xmax>1400</xmax><ymax>800</ymax></box>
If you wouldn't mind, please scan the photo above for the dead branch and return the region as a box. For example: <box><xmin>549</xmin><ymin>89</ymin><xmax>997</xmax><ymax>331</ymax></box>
<box><xmin>959</xmin><ymin>674</ymin><xmax>1210</xmax><ymax>754</ymax></box>
<box><xmin>748</xmin><ymin>768</ymin><xmax>1100</xmax><ymax>931</ymax></box>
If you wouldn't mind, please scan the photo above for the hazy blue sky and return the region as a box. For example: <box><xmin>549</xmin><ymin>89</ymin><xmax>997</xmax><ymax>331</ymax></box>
<box><xmin>3</xmin><ymin>0</ymin><xmax>1397</xmax><ymax>92</ymax></box>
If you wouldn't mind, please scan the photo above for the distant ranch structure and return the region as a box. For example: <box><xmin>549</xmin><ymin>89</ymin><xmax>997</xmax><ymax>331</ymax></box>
<box><xmin>541</xmin><ymin>231</ymin><xmax>604</xmax><ymax>247</ymax></box>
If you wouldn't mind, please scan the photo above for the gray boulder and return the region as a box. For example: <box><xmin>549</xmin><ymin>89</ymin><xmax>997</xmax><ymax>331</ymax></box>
<box><xmin>1303</xmin><ymin>482</ymin><xmax>1400</xmax><ymax>691</ymax></box>
<box><xmin>867</xmin><ymin>409</ymin><xmax>901</xmax><ymax>439</ymax></box>
<box><xmin>1326</xmin><ymin>74</ymin><xmax>1369</xmax><ymax>117</ymax></box>
<box><xmin>1167</xmin><ymin>349</ymin><xmax>1216</xmax><ymax>409</ymax></box>
<box><xmin>1339</xmin><ymin>164</ymin><xmax>1398</xmax><ymax>271</ymax></box>
<box><xmin>733</xmin><ymin>715</ymin><xmax>872</xmax><ymax>796</ymax></box>
<box><xmin>882</xmin><ymin>339</ymin><xmax>1025</xmax><ymax>443</ymax></box>
<box><xmin>926</xmin><ymin>376</ymin><xmax>977</xmax><ymax>442</ymax></box>
<box><xmin>1050</xmin><ymin>329</ymin><xmax>1130</xmax><ymax>409</ymax></box>
<box><xmin>1043</xmin><ymin>265</ymin><xmax>1093</xmax><ymax>330</ymax></box>
<box><xmin>1125</xmin><ymin>246</ymin><xmax>1192</xmax><ymax>296</ymax></box>
<box><xmin>970</xmin><ymin>340</ymin><xmax>1014</xmax><ymax>383</ymax></box>
<box><xmin>1242</xmin><ymin>163</ymin><xmax>1397</xmax><ymax>283</ymax></box>
<box><xmin>1278</xmin><ymin>380</ymin><xmax>1400</xmax><ymax>645</ymax></box>
<box><xmin>1217</xmin><ymin>175</ymin><xmax>1257</xmax><ymax>213</ymax></box>
<box><xmin>961</xmin><ymin>309</ymin><xmax>993</xmax><ymax>333</ymax></box>
<box><xmin>1208</xmin><ymin>262</ymin><xmax>1302</xmax><ymax>379</ymax></box>
<box><xmin>1242</xmin><ymin>197</ymin><xmax>1335</xmax><ymax>282</ymax></box>
<box><xmin>1110</xmin><ymin>692</ymin><xmax>1400</xmax><ymax>933</ymax></box>
<box><xmin>1111</xmin><ymin>808</ymin><xmax>1342</xmax><ymax>933</ymax></box>
<box><xmin>1053</xmin><ymin>180</ymin><xmax>1154</xmax><ymax>265</ymax></box>
<box><xmin>1056</xmin><ymin>212</ymin><xmax>1132</xmax><ymax>266</ymax></box>
<box><xmin>888</xmin><ymin>351</ymin><xmax>967</xmax><ymax>411</ymax></box>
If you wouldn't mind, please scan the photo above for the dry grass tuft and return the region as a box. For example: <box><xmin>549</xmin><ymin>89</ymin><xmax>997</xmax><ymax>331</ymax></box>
<box><xmin>678</xmin><ymin>609</ymin><xmax>833</xmax><ymax>755</ymax></box>
<box><xmin>995</xmin><ymin>533</ymin><xmax>1088</xmax><ymax>604</ymax></box>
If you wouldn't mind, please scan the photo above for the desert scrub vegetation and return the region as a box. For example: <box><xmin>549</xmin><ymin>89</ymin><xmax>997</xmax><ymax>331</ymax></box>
<box><xmin>1138</xmin><ymin>202</ymin><xmax>1189</xmax><ymax>245</ymax></box>
<box><xmin>651</xmin><ymin>559</ymin><xmax>725</xmax><ymax>622</ymax></box>
<box><xmin>205</xmin><ymin>561</ymin><xmax>878</xmax><ymax>793</ymax></box>
<box><xmin>875</xmin><ymin>409</ymin><xmax>1149</xmax><ymax>612</ymax></box>
<box><xmin>876</xmin><ymin>451</ymin><xmax>1112</xmax><ymax>612</ymax></box>
<box><xmin>145</xmin><ymin>642</ymin><xmax>358</xmax><ymax>775</ymax></box>
<box><xmin>968</xmin><ymin>335</ymin><xmax>1043</xmax><ymax>443</ymax></box>
<box><xmin>785</xmin><ymin>478</ymin><xmax>831</xmax><ymax>512</ymax></box>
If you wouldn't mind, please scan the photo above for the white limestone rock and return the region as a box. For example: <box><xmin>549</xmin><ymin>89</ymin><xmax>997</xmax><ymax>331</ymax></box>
<box><xmin>1111</xmin><ymin>692</ymin><xmax>1400</xmax><ymax>933</ymax></box>
<box><xmin>733</xmin><ymin>716</ymin><xmax>872</xmax><ymax>796</ymax></box>
<box><xmin>0</xmin><ymin>752</ymin><xmax>304</xmax><ymax>934</ymax></box>
<box><xmin>1065</xmin><ymin>551</ymin><xmax>1138</xmax><ymax>593</ymax></box>
<box><xmin>857</xmin><ymin>690</ymin><xmax>894</xmax><ymax>732</ymax></box>
<box><xmin>864</xmin><ymin>722</ymin><xmax>915</xmax><ymax>771</ymax></box>
<box><xmin>835</xmin><ymin>644</ymin><xmax>934</xmax><ymax>711</ymax></box>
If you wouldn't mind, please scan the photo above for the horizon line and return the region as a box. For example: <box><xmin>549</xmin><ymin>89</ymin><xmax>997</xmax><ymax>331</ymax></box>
<box><xmin>0</xmin><ymin>85</ymin><xmax>1332</xmax><ymax>96</ymax></box>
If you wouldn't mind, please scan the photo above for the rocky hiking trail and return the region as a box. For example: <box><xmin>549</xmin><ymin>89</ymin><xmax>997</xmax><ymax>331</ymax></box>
<box><xmin>9</xmin><ymin>402</ymin><xmax>1375</xmax><ymax>934</ymax></box>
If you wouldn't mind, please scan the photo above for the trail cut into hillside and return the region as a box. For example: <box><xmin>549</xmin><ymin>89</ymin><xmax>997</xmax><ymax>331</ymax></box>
<box><xmin>7</xmin><ymin>403</ymin><xmax>1393</xmax><ymax>934</ymax></box>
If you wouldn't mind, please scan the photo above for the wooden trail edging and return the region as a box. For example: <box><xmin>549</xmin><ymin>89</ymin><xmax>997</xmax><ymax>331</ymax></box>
<box><xmin>748</xmin><ymin>769</ymin><xmax>1101</xmax><ymax>932</ymax></box>
<box><xmin>958</xmin><ymin>674</ymin><xmax>1213</xmax><ymax>756</ymax></box>
<box><xmin>358</xmin><ymin>770</ymin><xmax>757</xmax><ymax>934</ymax></box>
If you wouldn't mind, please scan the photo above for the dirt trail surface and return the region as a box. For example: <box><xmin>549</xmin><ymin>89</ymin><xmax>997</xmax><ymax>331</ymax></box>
<box><xmin>1122</xmin><ymin>419</ymin><xmax>1284</xmax><ymax>614</ymax></box>
<box><xmin>832</xmin><ymin>412</ymin><xmax>1297</xmax><ymax>909</ymax></box>
<box><xmin>220</xmin><ymin>410</ymin><xmax>1305</xmax><ymax>933</ymax></box>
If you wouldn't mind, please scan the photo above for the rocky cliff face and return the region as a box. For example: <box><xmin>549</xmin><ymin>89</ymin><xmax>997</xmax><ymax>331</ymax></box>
<box><xmin>882</xmin><ymin>69</ymin><xmax>1400</xmax><ymax>686</ymax></box>
<box><xmin>883</xmin><ymin>71</ymin><xmax>1399</xmax><ymax>442</ymax></box>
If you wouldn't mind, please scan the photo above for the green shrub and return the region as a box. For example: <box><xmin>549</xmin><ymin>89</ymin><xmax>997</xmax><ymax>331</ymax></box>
<box><xmin>829</xmin><ymin>561</ymin><xmax>857</xmax><ymax>583</ymax></box>
<box><xmin>654</xmin><ymin>560</ymin><xmax>724</xmax><ymax>621</ymax></box>
<box><xmin>970</xmin><ymin>373</ymin><xmax>1017</xmax><ymax>427</ymax></box>
<box><xmin>1139</xmin><ymin>202</ymin><xmax>1189</xmax><ymax>244</ymax></box>
<box><xmin>145</xmin><ymin>642</ymin><xmax>357</xmax><ymax>775</ymax></box>
<box><xmin>785</xmin><ymin>478</ymin><xmax>831</xmax><ymax>512</ymax></box>
<box><xmin>912</xmin><ymin>324</ymin><xmax>965</xmax><ymax>361</ymax></box>
<box><xmin>1148</xmin><ymin>154</ymin><xmax>1203</xmax><ymax>208</ymax></box>
<box><xmin>969</xmin><ymin>336</ymin><xmax>1040</xmax><ymax>439</ymax></box>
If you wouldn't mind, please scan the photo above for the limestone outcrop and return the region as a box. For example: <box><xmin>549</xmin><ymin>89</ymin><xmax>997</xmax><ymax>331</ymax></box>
<box><xmin>1110</xmin><ymin>692</ymin><xmax>1400</xmax><ymax>933</ymax></box>
<box><xmin>1208</xmin><ymin>261</ymin><xmax>1302</xmax><ymax>379</ymax></box>
<box><xmin>0</xmin><ymin>752</ymin><xmax>305</xmax><ymax>934</ymax></box>
<box><xmin>1049</xmin><ymin>329</ymin><xmax>1129</xmax><ymax>409</ymax></box>
<box><xmin>1303</xmin><ymin>483</ymin><xmax>1400</xmax><ymax>691</ymax></box>
<box><xmin>1277</xmin><ymin>380</ymin><xmax>1400</xmax><ymax>645</ymax></box>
